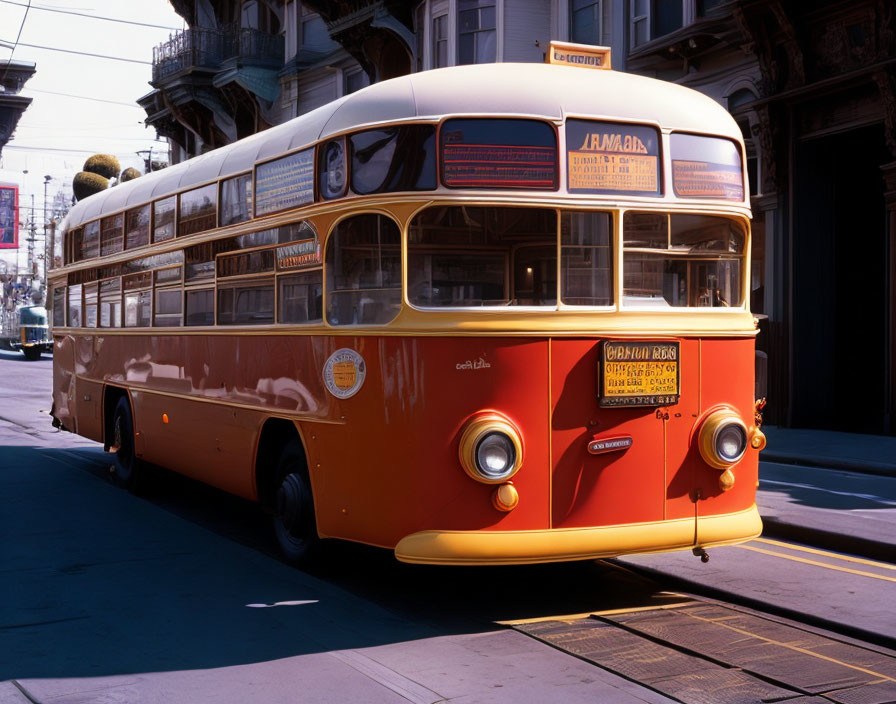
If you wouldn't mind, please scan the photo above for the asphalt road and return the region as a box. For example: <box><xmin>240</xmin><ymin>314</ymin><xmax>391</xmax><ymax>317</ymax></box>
<box><xmin>2</xmin><ymin>350</ymin><xmax>894</xmax><ymax>703</ymax></box>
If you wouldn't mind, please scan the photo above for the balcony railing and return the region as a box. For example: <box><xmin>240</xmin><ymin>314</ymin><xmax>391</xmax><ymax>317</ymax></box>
<box><xmin>152</xmin><ymin>24</ymin><xmax>285</xmax><ymax>82</ymax></box>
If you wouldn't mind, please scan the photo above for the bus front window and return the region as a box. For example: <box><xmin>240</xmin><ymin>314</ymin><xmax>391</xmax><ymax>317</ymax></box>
<box><xmin>623</xmin><ymin>212</ymin><xmax>745</xmax><ymax>308</ymax></box>
<box><xmin>408</xmin><ymin>206</ymin><xmax>556</xmax><ymax>307</ymax></box>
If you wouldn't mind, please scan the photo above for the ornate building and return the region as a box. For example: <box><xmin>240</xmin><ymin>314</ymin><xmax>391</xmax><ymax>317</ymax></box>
<box><xmin>0</xmin><ymin>59</ymin><xmax>35</xmax><ymax>160</ymax></box>
<box><xmin>622</xmin><ymin>0</ymin><xmax>896</xmax><ymax>434</ymax></box>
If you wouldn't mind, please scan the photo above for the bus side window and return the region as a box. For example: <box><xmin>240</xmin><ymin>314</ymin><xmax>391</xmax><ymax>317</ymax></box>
<box><xmin>185</xmin><ymin>288</ymin><xmax>214</xmax><ymax>326</ymax></box>
<box><xmin>52</xmin><ymin>285</ymin><xmax>66</xmax><ymax>328</ymax></box>
<box><xmin>279</xmin><ymin>271</ymin><xmax>322</xmax><ymax>324</ymax></box>
<box><xmin>325</xmin><ymin>214</ymin><xmax>401</xmax><ymax>326</ymax></box>
<box><xmin>84</xmin><ymin>283</ymin><xmax>99</xmax><ymax>328</ymax></box>
<box><xmin>99</xmin><ymin>278</ymin><xmax>122</xmax><ymax>327</ymax></box>
<box><xmin>154</xmin><ymin>287</ymin><xmax>183</xmax><ymax>327</ymax></box>
<box><xmin>67</xmin><ymin>284</ymin><xmax>82</xmax><ymax>327</ymax></box>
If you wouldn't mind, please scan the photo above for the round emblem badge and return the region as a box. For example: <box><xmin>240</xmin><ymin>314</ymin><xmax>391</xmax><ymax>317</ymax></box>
<box><xmin>323</xmin><ymin>348</ymin><xmax>366</xmax><ymax>399</ymax></box>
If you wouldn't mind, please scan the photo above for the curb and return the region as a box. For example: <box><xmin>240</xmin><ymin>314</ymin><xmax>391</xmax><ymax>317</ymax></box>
<box><xmin>760</xmin><ymin>517</ymin><xmax>895</xmax><ymax>564</ymax></box>
<box><xmin>760</xmin><ymin>452</ymin><xmax>896</xmax><ymax>478</ymax></box>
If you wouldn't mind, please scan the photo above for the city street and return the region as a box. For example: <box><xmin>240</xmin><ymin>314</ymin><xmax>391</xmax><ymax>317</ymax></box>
<box><xmin>1</xmin><ymin>350</ymin><xmax>895</xmax><ymax>703</ymax></box>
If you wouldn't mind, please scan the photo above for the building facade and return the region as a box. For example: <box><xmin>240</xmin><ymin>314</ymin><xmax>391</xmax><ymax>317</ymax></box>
<box><xmin>0</xmin><ymin>59</ymin><xmax>35</xmax><ymax>161</ymax></box>
<box><xmin>142</xmin><ymin>0</ymin><xmax>896</xmax><ymax>435</ymax></box>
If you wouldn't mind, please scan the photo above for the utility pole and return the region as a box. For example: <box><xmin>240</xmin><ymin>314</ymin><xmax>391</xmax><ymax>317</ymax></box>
<box><xmin>26</xmin><ymin>193</ymin><xmax>35</xmax><ymax>281</ymax></box>
<box><xmin>43</xmin><ymin>175</ymin><xmax>51</xmax><ymax>290</ymax></box>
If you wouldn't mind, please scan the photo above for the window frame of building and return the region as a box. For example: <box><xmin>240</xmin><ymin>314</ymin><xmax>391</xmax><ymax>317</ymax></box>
<box><xmin>343</xmin><ymin>67</ymin><xmax>368</xmax><ymax>96</ymax></box>
<box><xmin>630</xmin><ymin>0</ymin><xmax>686</xmax><ymax>50</ymax></box>
<box><xmin>432</xmin><ymin>12</ymin><xmax>449</xmax><ymax>68</ymax></box>
<box><xmin>570</xmin><ymin>0</ymin><xmax>603</xmax><ymax>47</ymax></box>
<box><xmin>457</xmin><ymin>0</ymin><xmax>497</xmax><ymax>65</ymax></box>
<box><xmin>415</xmin><ymin>3</ymin><xmax>426</xmax><ymax>71</ymax></box>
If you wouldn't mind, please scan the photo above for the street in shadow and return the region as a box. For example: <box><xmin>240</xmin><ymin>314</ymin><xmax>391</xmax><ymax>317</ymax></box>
<box><xmin>1</xmin><ymin>444</ymin><xmax>670</xmax><ymax>680</ymax></box>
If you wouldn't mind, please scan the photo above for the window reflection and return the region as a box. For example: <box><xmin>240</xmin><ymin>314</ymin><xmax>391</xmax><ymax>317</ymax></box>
<box><xmin>326</xmin><ymin>214</ymin><xmax>401</xmax><ymax>325</ymax></box>
<box><xmin>623</xmin><ymin>212</ymin><xmax>745</xmax><ymax>308</ymax></box>
<box><xmin>408</xmin><ymin>206</ymin><xmax>557</xmax><ymax>307</ymax></box>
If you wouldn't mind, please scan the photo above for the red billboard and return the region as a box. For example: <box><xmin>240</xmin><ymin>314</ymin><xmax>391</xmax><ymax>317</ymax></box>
<box><xmin>0</xmin><ymin>184</ymin><xmax>18</xmax><ymax>250</ymax></box>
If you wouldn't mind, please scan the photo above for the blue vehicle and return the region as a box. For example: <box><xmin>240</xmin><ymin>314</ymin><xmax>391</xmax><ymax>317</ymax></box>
<box><xmin>0</xmin><ymin>304</ymin><xmax>52</xmax><ymax>360</ymax></box>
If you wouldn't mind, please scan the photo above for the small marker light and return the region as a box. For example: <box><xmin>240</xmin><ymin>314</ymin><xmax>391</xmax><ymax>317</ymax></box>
<box><xmin>162</xmin><ymin>413</ymin><xmax>169</xmax><ymax>424</ymax></box>
<box><xmin>492</xmin><ymin>482</ymin><xmax>519</xmax><ymax>512</ymax></box>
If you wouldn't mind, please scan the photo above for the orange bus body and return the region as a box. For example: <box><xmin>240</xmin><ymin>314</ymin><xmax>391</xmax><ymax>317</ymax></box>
<box><xmin>49</xmin><ymin>59</ymin><xmax>762</xmax><ymax>565</ymax></box>
<box><xmin>52</xmin><ymin>331</ymin><xmax>759</xmax><ymax>563</ymax></box>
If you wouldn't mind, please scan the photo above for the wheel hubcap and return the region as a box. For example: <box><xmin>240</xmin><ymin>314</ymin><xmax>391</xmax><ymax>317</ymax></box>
<box><xmin>276</xmin><ymin>474</ymin><xmax>305</xmax><ymax>535</ymax></box>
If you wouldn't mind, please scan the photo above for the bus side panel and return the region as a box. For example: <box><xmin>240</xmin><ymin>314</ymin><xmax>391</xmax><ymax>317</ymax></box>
<box><xmin>663</xmin><ymin>338</ymin><xmax>702</xmax><ymax>522</ymax></box>
<box><xmin>311</xmin><ymin>337</ymin><xmax>551</xmax><ymax>548</ymax></box>
<box><xmin>74</xmin><ymin>377</ymin><xmax>104</xmax><ymax>443</ymax></box>
<box><xmin>696</xmin><ymin>338</ymin><xmax>758</xmax><ymax>517</ymax></box>
<box><xmin>72</xmin><ymin>334</ymin><xmax>103</xmax><ymax>442</ymax></box>
<box><xmin>550</xmin><ymin>339</ymin><xmax>666</xmax><ymax>529</ymax></box>
<box><xmin>133</xmin><ymin>390</ymin><xmax>260</xmax><ymax>500</ymax></box>
<box><xmin>52</xmin><ymin>335</ymin><xmax>76</xmax><ymax>433</ymax></box>
<box><xmin>94</xmin><ymin>332</ymin><xmax>308</xmax><ymax>501</ymax></box>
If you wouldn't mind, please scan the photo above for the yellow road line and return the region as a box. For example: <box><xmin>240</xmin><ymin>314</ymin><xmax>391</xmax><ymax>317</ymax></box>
<box><xmin>498</xmin><ymin>597</ymin><xmax>693</xmax><ymax>626</ymax></box>
<box><xmin>736</xmin><ymin>545</ymin><xmax>896</xmax><ymax>582</ymax></box>
<box><xmin>682</xmin><ymin>609</ymin><xmax>895</xmax><ymax>682</ymax></box>
<box><xmin>754</xmin><ymin>537</ymin><xmax>896</xmax><ymax>571</ymax></box>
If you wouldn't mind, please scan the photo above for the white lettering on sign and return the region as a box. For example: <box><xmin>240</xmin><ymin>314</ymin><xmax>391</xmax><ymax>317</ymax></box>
<box><xmin>456</xmin><ymin>357</ymin><xmax>491</xmax><ymax>371</ymax></box>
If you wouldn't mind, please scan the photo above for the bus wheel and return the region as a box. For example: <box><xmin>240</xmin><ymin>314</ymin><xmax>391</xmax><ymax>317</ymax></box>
<box><xmin>111</xmin><ymin>397</ymin><xmax>146</xmax><ymax>494</ymax></box>
<box><xmin>22</xmin><ymin>346</ymin><xmax>41</xmax><ymax>361</ymax></box>
<box><xmin>272</xmin><ymin>441</ymin><xmax>319</xmax><ymax>565</ymax></box>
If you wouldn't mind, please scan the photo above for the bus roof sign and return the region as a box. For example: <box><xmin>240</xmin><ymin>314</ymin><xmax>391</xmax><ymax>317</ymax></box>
<box><xmin>547</xmin><ymin>41</ymin><xmax>611</xmax><ymax>70</ymax></box>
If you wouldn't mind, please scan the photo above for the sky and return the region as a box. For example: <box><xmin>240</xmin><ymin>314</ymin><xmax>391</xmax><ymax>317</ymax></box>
<box><xmin>0</xmin><ymin>0</ymin><xmax>185</xmax><ymax>277</ymax></box>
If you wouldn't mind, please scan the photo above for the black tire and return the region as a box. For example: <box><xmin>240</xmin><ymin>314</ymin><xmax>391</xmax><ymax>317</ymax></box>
<box><xmin>272</xmin><ymin>440</ymin><xmax>320</xmax><ymax>566</ymax></box>
<box><xmin>22</xmin><ymin>346</ymin><xmax>41</xmax><ymax>361</ymax></box>
<box><xmin>110</xmin><ymin>396</ymin><xmax>146</xmax><ymax>494</ymax></box>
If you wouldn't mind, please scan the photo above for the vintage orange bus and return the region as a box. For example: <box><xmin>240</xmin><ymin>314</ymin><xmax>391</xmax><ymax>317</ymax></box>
<box><xmin>49</xmin><ymin>48</ymin><xmax>765</xmax><ymax>566</ymax></box>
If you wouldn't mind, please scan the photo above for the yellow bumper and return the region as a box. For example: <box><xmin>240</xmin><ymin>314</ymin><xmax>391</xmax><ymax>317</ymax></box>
<box><xmin>395</xmin><ymin>505</ymin><xmax>762</xmax><ymax>565</ymax></box>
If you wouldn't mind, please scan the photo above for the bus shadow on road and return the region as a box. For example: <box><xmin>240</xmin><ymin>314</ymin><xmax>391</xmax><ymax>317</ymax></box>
<box><xmin>1</xmin><ymin>444</ymin><xmax>672</xmax><ymax>680</ymax></box>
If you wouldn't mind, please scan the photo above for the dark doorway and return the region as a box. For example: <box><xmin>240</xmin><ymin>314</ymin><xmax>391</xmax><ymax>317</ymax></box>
<box><xmin>791</xmin><ymin>124</ymin><xmax>888</xmax><ymax>433</ymax></box>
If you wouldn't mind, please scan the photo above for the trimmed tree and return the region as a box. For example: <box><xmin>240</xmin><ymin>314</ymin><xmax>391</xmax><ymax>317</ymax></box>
<box><xmin>72</xmin><ymin>171</ymin><xmax>109</xmax><ymax>201</ymax></box>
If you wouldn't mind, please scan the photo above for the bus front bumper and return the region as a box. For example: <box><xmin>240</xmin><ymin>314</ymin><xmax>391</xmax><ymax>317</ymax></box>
<box><xmin>394</xmin><ymin>505</ymin><xmax>761</xmax><ymax>566</ymax></box>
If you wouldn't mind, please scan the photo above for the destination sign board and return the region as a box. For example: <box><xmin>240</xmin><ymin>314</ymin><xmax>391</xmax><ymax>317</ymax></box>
<box><xmin>547</xmin><ymin>41</ymin><xmax>611</xmax><ymax>70</ymax></box>
<box><xmin>672</xmin><ymin>160</ymin><xmax>744</xmax><ymax>200</ymax></box>
<box><xmin>600</xmin><ymin>340</ymin><xmax>680</xmax><ymax>407</ymax></box>
<box><xmin>255</xmin><ymin>148</ymin><xmax>314</xmax><ymax>217</ymax></box>
<box><xmin>277</xmin><ymin>238</ymin><xmax>321</xmax><ymax>270</ymax></box>
<box><xmin>566</xmin><ymin>120</ymin><xmax>661</xmax><ymax>196</ymax></box>
<box><xmin>670</xmin><ymin>133</ymin><xmax>744</xmax><ymax>201</ymax></box>
<box><xmin>443</xmin><ymin>144</ymin><xmax>556</xmax><ymax>188</ymax></box>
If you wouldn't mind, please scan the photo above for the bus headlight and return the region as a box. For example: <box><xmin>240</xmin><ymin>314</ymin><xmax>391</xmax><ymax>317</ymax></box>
<box><xmin>698</xmin><ymin>408</ymin><xmax>748</xmax><ymax>470</ymax></box>
<box><xmin>458</xmin><ymin>413</ymin><xmax>523</xmax><ymax>484</ymax></box>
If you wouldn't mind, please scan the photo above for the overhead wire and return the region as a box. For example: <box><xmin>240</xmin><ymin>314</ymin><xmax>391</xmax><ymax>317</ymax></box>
<box><xmin>0</xmin><ymin>40</ymin><xmax>151</xmax><ymax>65</ymax></box>
<box><xmin>0</xmin><ymin>0</ymin><xmax>182</xmax><ymax>31</ymax></box>
<box><xmin>5</xmin><ymin>144</ymin><xmax>161</xmax><ymax>155</ymax></box>
<box><xmin>23</xmin><ymin>88</ymin><xmax>146</xmax><ymax>108</ymax></box>
<box><xmin>0</xmin><ymin>0</ymin><xmax>32</xmax><ymax>83</ymax></box>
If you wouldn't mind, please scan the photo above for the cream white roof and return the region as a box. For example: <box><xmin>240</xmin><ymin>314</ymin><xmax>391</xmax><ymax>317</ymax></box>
<box><xmin>63</xmin><ymin>62</ymin><xmax>742</xmax><ymax>230</ymax></box>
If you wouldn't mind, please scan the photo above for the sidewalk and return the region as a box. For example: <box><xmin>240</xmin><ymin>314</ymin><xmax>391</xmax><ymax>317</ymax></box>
<box><xmin>757</xmin><ymin>426</ymin><xmax>896</xmax><ymax>562</ymax></box>
<box><xmin>761</xmin><ymin>425</ymin><xmax>896</xmax><ymax>477</ymax></box>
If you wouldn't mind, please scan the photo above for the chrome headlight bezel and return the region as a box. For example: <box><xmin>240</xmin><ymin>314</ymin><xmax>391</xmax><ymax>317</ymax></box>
<box><xmin>698</xmin><ymin>408</ymin><xmax>748</xmax><ymax>470</ymax></box>
<box><xmin>458</xmin><ymin>414</ymin><xmax>523</xmax><ymax>484</ymax></box>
